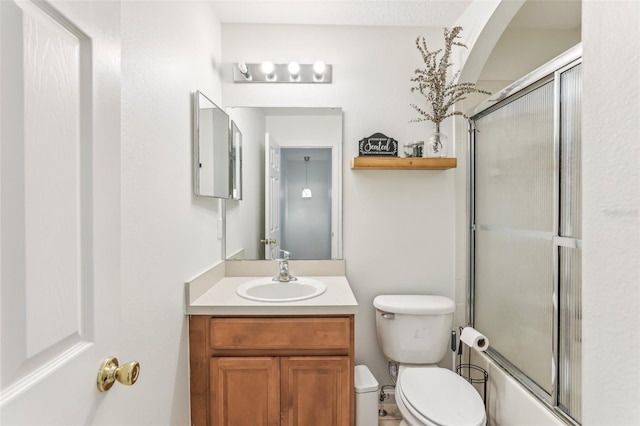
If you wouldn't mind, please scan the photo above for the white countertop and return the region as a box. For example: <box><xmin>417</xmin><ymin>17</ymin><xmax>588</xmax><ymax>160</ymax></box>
<box><xmin>186</xmin><ymin>274</ymin><xmax>358</xmax><ymax>316</ymax></box>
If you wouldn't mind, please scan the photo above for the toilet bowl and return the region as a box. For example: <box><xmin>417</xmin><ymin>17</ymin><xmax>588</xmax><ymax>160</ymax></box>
<box><xmin>395</xmin><ymin>365</ymin><xmax>485</xmax><ymax>426</ymax></box>
<box><xmin>373</xmin><ymin>295</ymin><xmax>486</xmax><ymax>426</ymax></box>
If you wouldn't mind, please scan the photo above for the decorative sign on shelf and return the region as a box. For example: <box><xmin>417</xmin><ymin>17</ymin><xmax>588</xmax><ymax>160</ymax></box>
<box><xmin>358</xmin><ymin>133</ymin><xmax>398</xmax><ymax>156</ymax></box>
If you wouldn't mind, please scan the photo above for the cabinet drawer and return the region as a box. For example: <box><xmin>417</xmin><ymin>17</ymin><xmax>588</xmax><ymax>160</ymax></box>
<box><xmin>209</xmin><ymin>317</ymin><xmax>352</xmax><ymax>354</ymax></box>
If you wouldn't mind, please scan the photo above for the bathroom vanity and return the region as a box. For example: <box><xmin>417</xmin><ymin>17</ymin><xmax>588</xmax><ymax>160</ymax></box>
<box><xmin>186</xmin><ymin>261</ymin><xmax>358</xmax><ymax>426</ymax></box>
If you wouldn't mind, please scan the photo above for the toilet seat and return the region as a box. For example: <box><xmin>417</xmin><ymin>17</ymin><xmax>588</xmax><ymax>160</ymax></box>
<box><xmin>398</xmin><ymin>367</ymin><xmax>486</xmax><ymax>426</ymax></box>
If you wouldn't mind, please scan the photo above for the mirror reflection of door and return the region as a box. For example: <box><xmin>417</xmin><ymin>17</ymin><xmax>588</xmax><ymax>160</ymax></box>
<box><xmin>264</xmin><ymin>133</ymin><xmax>281</xmax><ymax>259</ymax></box>
<box><xmin>280</xmin><ymin>148</ymin><xmax>332</xmax><ymax>260</ymax></box>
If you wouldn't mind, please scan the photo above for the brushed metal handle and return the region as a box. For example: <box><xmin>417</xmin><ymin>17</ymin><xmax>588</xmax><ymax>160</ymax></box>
<box><xmin>380</xmin><ymin>312</ymin><xmax>395</xmax><ymax>320</ymax></box>
<box><xmin>260</xmin><ymin>239</ymin><xmax>276</xmax><ymax>245</ymax></box>
<box><xmin>97</xmin><ymin>357</ymin><xmax>141</xmax><ymax>392</ymax></box>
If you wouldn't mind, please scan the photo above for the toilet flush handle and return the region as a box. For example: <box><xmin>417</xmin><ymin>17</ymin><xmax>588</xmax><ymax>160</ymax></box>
<box><xmin>380</xmin><ymin>312</ymin><xmax>395</xmax><ymax>320</ymax></box>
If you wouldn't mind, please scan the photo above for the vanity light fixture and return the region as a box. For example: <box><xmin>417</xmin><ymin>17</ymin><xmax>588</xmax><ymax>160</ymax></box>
<box><xmin>232</xmin><ymin>62</ymin><xmax>332</xmax><ymax>83</ymax></box>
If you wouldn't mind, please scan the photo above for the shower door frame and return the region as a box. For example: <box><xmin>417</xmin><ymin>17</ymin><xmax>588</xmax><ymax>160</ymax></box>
<box><xmin>468</xmin><ymin>44</ymin><xmax>582</xmax><ymax>425</ymax></box>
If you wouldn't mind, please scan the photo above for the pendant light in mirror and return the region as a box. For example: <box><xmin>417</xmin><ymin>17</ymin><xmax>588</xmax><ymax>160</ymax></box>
<box><xmin>302</xmin><ymin>156</ymin><xmax>312</xmax><ymax>199</ymax></box>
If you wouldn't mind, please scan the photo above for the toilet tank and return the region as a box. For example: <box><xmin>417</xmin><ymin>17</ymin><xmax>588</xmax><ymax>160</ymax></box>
<box><xmin>374</xmin><ymin>295</ymin><xmax>455</xmax><ymax>364</ymax></box>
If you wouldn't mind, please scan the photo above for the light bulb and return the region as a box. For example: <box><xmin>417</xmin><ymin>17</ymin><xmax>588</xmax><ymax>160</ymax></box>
<box><xmin>313</xmin><ymin>61</ymin><xmax>326</xmax><ymax>81</ymax></box>
<box><xmin>288</xmin><ymin>61</ymin><xmax>301</xmax><ymax>81</ymax></box>
<box><xmin>261</xmin><ymin>61</ymin><xmax>275</xmax><ymax>80</ymax></box>
<box><xmin>237</xmin><ymin>62</ymin><xmax>251</xmax><ymax>80</ymax></box>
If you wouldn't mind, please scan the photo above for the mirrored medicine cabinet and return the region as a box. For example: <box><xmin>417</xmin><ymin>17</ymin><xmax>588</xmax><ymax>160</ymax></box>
<box><xmin>192</xmin><ymin>90</ymin><xmax>242</xmax><ymax>200</ymax></box>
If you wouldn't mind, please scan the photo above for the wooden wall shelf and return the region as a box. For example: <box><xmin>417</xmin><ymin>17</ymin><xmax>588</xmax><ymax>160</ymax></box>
<box><xmin>351</xmin><ymin>157</ymin><xmax>457</xmax><ymax>170</ymax></box>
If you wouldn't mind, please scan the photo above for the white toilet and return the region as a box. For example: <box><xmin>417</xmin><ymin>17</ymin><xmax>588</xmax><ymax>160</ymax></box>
<box><xmin>374</xmin><ymin>295</ymin><xmax>486</xmax><ymax>426</ymax></box>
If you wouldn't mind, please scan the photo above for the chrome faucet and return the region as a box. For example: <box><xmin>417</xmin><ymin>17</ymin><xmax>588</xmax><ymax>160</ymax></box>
<box><xmin>274</xmin><ymin>249</ymin><xmax>297</xmax><ymax>282</ymax></box>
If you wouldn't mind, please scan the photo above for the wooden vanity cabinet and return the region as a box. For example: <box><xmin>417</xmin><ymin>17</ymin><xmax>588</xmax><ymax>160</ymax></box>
<box><xmin>189</xmin><ymin>315</ymin><xmax>355</xmax><ymax>426</ymax></box>
<box><xmin>210</xmin><ymin>356</ymin><xmax>280</xmax><ymax>425</ymax></box>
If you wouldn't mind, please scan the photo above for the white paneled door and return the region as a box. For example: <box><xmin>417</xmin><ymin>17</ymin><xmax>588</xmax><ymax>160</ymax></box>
<box><xmin>264</xmin><ymin>133</ymin><xmax>281</xmax><ymax>260</ymax></box>
<box><xmin>1</xmin><ymin>1</ymin><xmax>124</xmax><ymax>424</ymax></box>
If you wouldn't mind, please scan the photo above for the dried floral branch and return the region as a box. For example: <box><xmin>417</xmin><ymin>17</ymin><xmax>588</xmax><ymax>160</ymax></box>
<box><xmin>410</xmin><ymin>27</ymin><xmax>490</xmax><ymax>132</ymax></box>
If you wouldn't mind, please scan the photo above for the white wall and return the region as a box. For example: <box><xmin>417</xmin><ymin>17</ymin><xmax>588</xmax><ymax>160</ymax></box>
<box><xmin>120</xmin><ymin>2</ymin><xmax>222</xmax><ymax>424</ymax></box>
<box><xmin>479</xmin><ymin>27</ymin><xmax>580</xmax><ymax>81</ymax></box>
<box><xmin>222</xmin><ymin>24</ymin><xmax>457</xmax><ymax>382</ymax></box>
<box><xmin>266</xmin><ymin>114</ymin><xmax>343</xmax><ymax>146</ymax></box>
<box><xmin>582</xmin><ymin>1</ymin><xmax>640</xmax><ymax>423</ymax></box>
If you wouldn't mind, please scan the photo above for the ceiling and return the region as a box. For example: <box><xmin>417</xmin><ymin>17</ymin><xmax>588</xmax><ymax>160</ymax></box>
<box><xmin>210</xmin><ymin>0</ymin><xmax>581</xmax><ymax>29</ymax></box>
<box><xmin>210</xmin><ymin>0</ymin><xmax>473</xmax><ymax>27</ymax></box>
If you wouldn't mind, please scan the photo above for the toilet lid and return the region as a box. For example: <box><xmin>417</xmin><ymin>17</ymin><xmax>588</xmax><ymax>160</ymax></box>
<box><xmin>399</xmin><ymin>368</ymin><xmax>486</xmax><ymax>426</ymax></box>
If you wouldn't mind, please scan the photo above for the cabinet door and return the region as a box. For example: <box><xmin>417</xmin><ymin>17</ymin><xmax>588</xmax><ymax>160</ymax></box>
<box><xmin>211</xmin><ymin>357</ymin><xmax>280</xmax><ymax>426</ymax></box>
<box><xmin>281</xmin><ymin>356</ymin><xmax>351</xmax><ymax>426</ymax></box>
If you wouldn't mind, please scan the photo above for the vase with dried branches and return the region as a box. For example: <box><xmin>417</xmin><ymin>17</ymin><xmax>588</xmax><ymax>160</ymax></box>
<box><xmin>410</xmin><ymin>26</ymin><xmax>490</xmax><ymax>157</ymax></box>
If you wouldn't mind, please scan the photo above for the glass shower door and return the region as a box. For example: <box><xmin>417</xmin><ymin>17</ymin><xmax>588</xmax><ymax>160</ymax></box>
<box><xmin>474</xmin><ymin>80</ymin><xmax>556</xmax><ymax>394</ymax></box>
<box><xmin>471</xmin><ymin>58</ymin><xmax>582</xmax><ymax>423</ymax></box>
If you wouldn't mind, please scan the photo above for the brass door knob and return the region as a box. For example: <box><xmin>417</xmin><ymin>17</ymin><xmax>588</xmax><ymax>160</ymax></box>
<box><xmin>260</xmin><ymin>239</ymin><xmax>276</xmax><ymax>245</ymax></box>
<box><xmin>97</xmin><ymin>357</ymin><xmax>140</xmax><ymax>392</ymax></box>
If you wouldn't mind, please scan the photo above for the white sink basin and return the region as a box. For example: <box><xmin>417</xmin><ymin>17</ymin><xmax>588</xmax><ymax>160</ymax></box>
<box><xmin>236</xmin><ymin>277</ymin><xmax>326</xmax><ymax>302</ymax></box>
